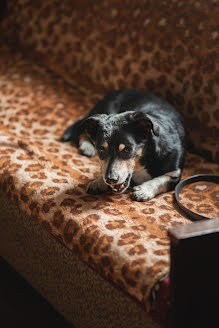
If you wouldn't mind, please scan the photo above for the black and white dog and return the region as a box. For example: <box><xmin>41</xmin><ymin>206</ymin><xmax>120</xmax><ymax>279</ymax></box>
<box><xmin>61</xmin><ymin>89</ymin><xmax>186</xmax><ymax>201</ymax></box>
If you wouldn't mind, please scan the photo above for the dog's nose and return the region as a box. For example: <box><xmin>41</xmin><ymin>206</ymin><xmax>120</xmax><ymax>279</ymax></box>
<box><xmin>106</xmin><ymin>177</ymin><xmax>119</xmax><ymax>184</ymax></box>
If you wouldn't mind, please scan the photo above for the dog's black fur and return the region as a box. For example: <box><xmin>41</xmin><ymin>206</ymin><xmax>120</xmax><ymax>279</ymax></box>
<box><xmin>62</xmin><ymin>89</ymin><xmax>186</xmax><ymax>201</ymax></box>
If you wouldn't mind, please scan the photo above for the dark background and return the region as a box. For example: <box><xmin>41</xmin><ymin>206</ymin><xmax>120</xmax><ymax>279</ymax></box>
<box><xmin>0</xmin><ymin>257</ymin><xmax>74</xmax><ymax>328</ymax></box>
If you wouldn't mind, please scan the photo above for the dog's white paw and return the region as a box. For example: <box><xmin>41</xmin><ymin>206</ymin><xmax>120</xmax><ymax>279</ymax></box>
<box><xmin>132</xmin><ymin>184</ymin><xmax>155</xmax><ymax>202</ymax></box>
<box><xmin>87</xmin><ymin>177</ymin><xmax>108</xmax><ymax>194</ymax></box>
<box><xmin>79</xmin><ymin>140</ymin><xmax>96</xmax><ymax>157</ymax></box>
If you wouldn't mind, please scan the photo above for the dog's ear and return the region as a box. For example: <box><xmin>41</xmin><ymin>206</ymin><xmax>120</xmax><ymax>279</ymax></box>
<box><xmin>128</xmin><ymin>112</ymin><xmax>160</xmax><ymax>137</ymax></box>
<box><xmin>78</xmin><ymin>115</ymin><xmax>102</xmax><ymax>143</ymax></box>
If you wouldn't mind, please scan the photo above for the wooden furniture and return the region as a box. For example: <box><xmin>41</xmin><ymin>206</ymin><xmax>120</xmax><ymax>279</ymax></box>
<box><xmin>169</xmin><ymin>219</ymin><xmax>219</xmax><ymax>328</ymax></box>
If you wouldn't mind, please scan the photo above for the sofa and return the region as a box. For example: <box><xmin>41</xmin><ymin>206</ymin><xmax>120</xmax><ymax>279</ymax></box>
<box><xmin>0</xmin><ymin>1</ymin><xmax>218</xmax><ymax>327</ymax></box>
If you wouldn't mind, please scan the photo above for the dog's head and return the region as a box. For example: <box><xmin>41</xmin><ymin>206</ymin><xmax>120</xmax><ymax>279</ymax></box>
<box><xmin>79</xmin><ymin>111</ymin><xmax>159</xmax><ymax>193</ymax></box>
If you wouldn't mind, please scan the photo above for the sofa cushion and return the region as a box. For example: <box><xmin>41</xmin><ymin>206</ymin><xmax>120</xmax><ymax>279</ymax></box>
<box><xmin>0</xmin><ymin>45</ymin><xmax>219</xmax><ymax>312</ymax></box>
<box><xmin>3</xmin><ymin>0</ymin><xmax>219</xmax><ymax>162</ymax></box>
<box><xmin>0</xmin><ymin>191</ymin><xmax>159</xmax><ymax>328</ymax></box>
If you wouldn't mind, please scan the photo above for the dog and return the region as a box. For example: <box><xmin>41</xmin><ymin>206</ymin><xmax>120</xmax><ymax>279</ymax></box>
<box><xmin>61</xmin><ymin>89</ymin><xmax>186</xmax><ymax>201</ymax></box>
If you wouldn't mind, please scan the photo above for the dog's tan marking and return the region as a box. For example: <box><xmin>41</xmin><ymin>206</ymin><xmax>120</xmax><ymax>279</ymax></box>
<box><xmin>79</xmin><ymin>132</ymin><xmax>90</xmax><ymax>142</ymax></box>
<box><xmin>103</xmin><ymin>141</ymin><xmax>108</xmax><ymax>149</ymax></box>
<box><xmin>137</xmin><ymin>148</ymin><xmax>143</xmax><ymax>157</ymax></box>
<box><xmin>119</xmin><ymin>144</ymin><xmax>125</xmax><ymax>151</ymax></box>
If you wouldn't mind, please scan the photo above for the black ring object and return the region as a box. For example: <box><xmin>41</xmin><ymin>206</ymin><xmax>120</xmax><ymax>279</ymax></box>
<box><xmin>175</xmin><ymin>174</ymin><xmax>219</xmax><ymax>221</ymax></box>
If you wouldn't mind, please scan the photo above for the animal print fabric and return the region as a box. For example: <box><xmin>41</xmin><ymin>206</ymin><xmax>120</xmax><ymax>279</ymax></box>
<box><xmin>2</xmin><ymin>0</ymin><xmax>219</xmax><ymax>162</ymax></box>
<box><xmin>0</xmin><ymin>192</ymin><xmax>159</xmax><ymax>328</ymax></box>
<box><xmin>179</xmin><ymin>181</ymin><xmax>219</xmax><ymax>219</ymax></box>
<box><xmin>0</xmin><ymin>44</ymin><xmax>219</xmax><ymax>312</ymax></box>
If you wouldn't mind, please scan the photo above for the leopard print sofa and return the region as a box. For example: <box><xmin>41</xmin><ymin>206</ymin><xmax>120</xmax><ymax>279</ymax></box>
<box><xmin>3</xmin><ymin>0</ymin><xmax>219</xmax><ymax>162</ymax></box>
<box><xmin>0</xmin><ymin>0</ymin><xmax>218</xmax><ymax>326</ymax></box>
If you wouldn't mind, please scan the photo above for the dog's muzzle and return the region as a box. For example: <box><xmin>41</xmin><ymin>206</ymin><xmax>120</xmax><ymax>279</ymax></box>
<box><xmin>105</xmin><ymin>174</ymin><xmax>131</xmax><ymax>193</ymax></box>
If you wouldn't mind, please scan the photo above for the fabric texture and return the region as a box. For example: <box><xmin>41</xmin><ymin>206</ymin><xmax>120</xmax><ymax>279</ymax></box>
<box><xmin>179</xmin><ymin>180</ymin><xmax>219</xmax><ymax>219</ymax></box>
<box><xmin>2</xmin><ymin>0</ymin><xmax>219</xmax><ymax>161</ymax></box>
<box><xmin>0</xmin><ymin>0</ymin><xmax>219</xmax><ymax>324</ymax></box>
<box><xmin>0</xmin><ymin>191</ymin><xmax>159</xmax><ymax>328</ymax></box>
<box><xmin>0</xmin><ymin>44</ymin><xmax>218</xmax><ymax>314</ymax></box>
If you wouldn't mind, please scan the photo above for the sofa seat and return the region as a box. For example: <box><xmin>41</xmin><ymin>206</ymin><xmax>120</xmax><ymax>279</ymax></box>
<box><xmin>0</xmin><ymin>44</ymin><xmax>219</xmax><ymax>315</ymax></box>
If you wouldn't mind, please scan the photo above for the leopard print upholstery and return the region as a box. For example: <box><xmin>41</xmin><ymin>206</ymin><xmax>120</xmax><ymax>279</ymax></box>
<box><xmin>0</xmin><ymin>42</ymin><xmax>218</xmax><ymax>314</ymax></box>
<box><xmin>2</xmin><ymin>0</ymin><xmax>219</xmax><ymax>162</ymax></box>
<box><xmin>179</xmin><ymin>181</ymin><xmax>219</xmax><ymax>219</ymax></box>
<box><xmin>0</xmin><ymin>191</ymin><xmax>159</xmax><ymax>328</ymax></box>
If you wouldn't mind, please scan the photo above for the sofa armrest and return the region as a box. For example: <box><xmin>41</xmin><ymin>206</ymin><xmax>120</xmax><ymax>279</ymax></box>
<box><xmin>168</xmin><ymin>219</ymin><xmax>219</xmax><ymax>328</ymax></box>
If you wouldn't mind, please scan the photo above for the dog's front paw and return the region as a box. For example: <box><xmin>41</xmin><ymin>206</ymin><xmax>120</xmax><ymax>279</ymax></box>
<box><xmin>79</xmin><ymin>140</ymin><xmax>96</xmax><ymax>157</ymax></box>
<box><xmin>132</xmin><ymin>185</ymin><xmax>155</xmax><ymax>202</ymax></box>
<box><xmin>87</xmin><ymin>177</ymin><xmax>108</xmax><ymax>195</ymax></box>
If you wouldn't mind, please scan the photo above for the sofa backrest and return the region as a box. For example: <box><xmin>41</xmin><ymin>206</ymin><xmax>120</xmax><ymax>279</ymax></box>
<box><xmin>2</xmin><ymin>0</ymin><xmax>219</xmax><ymax>162</ymax></box>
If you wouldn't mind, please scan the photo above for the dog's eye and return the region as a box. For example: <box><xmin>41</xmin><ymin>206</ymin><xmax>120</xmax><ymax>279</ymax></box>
<box><xmin>98</xmin><ymin>146</ymin><xmax>105</xmax><ymax>153</ymax></box>
<box><xmin>123</xmin><ymin>145</ymin><xmax>132</xmax><ymax>153</ymax></box>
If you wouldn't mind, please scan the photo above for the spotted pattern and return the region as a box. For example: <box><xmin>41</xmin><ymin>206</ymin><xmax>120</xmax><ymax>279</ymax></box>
<box><xmin>0</xmin><ymin>191</ymin><xmax>158</xmax><ymax>328</ymax></box>
<box><xmin>0</xmin><ymin>0</ymin><xmax>219</xmax><ymax>313</ymax></box>
<box><xmin>0</xmin><ymin>45</ymin><xmax>218</xmax><ymax>312</ymax></box>
<box><xmin>179</xmin><ymin>181</ymin><xmax>219</xmax><ymax>219</ymax></box>
<box><xmin>2</xmin><ymin>0</ymin><xmax>219</xmax><ymax>162</ymax></box>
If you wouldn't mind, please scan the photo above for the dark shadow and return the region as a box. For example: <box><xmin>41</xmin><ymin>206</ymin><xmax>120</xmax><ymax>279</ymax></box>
<box><xmin>0</xmin><ymin>256</ymin><xmax>74</xmax><ymax>328</ymax></box>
